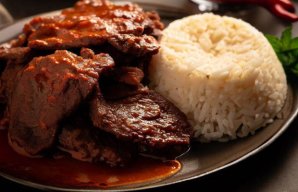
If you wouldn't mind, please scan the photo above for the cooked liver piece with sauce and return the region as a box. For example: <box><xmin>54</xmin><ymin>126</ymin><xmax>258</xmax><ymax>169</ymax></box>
<box><xmin>90</xmin><ymin>90</ymin><xmax>192</xmax><ymax>159</ymax></box>
<box><xmin>24</xmin><ymin>0</ymin><xmax>163</xmax><ymax>56</ymax></box>
<box><xmin>59</xmin><ymin>113</ymin><xmax>137</xmax><ymax>167</ymax></box>
<box><xmin>0</xmin><ymin>0</ymin><xmax>192</xmax><ymax>166</ymax></box>
<box><xmin>0</xmin><ymin>61</ymin><xmax>25</xmax><ymax>130</ymax></box>
<box><xmin>99</xmin><ymin>66</ymin><xmax>147</xmax><ymax>100</ymax></box>
<box><xmin>8</xmin><ymin>49</ymin><xmax>114</xmax><ymax>156</ymax></box>
<box><xmin>0</xmin><ymin>47</ymin><xmax>31</xmax><ymax>64</ymax></box>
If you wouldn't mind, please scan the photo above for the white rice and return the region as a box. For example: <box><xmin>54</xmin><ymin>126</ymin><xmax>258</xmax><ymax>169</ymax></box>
<box><xmin>149</xmin><ymin>13</ymin><xmax>287</xmax><ymax>142</ymax></box>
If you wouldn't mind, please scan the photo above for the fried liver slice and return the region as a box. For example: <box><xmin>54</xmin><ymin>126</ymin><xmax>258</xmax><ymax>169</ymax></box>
<box><xmin>0</xmin><ymin>61</ymin><xmax>25</xmax><ymax>103</ymax></box>
<box><xmin>0</xmin><ymin>34</ymin><xmax>31</xmax><ymax>64</ymax></box>
<box><xmin>0</xmin><ymin>47</ymin><xmax>31</xmax><ymax>64</ymax></box>
<box><xmin>99</xmin><ymin>66</ymin><xmax>147</xmax><ymax>100</ymax></box>
<box><xmin>8</xmin><ymin>49</ymin><xmax>114</xmax><ymax>156</ymax></box>
<box><xmin>0</xmin><ymin>61</ymin><xmax>26</xmax><ymax>130</ymax></box>
<box><xmin>24</xmin><ymin>0</ymin><xmax>163</xmax><ymax>56</ymax></box>
<box><xmin>59</xmin><ymin>114</ymin><xmax>136</xmax><ymax>167</ymax></box>
<box><xmin>90</xmin><ymin>90</ymin><xmax>192</xmax><ymax>159</ymax></box>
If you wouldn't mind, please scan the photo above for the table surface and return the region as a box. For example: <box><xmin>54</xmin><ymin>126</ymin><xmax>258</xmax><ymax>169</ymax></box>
<box><xmin>0</xmin><ymin>0</ymin><xmax>298</xmax><ymax>192</ymax></box>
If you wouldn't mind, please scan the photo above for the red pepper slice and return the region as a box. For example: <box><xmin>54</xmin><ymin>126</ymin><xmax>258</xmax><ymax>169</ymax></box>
<box><xmin>211</xmin><ymin>0</ymin><xmax>298</xmax><ymax>22</ymax></box>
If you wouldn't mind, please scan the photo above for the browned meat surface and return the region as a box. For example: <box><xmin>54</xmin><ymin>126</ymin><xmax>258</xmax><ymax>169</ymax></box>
<box><xmin>100</xmin><ymin>66</ymin><xmax>147</xmax><ymax>100</ymax></box>
<box><xmin>0</xmin><ymin>34</ymin><xmax>27</xmax><ymax>49</ymax></box>
<box><xmin>88</xmin><ymin>43</ymin><xmax>152</xmax><ymax>71</ymax></box>
<box><xmin>0</xmin><ymin>62</ymin><xmax>25</xmax><ymax>103</ymax></box>
<box><xmin>107</xmin><ymin>34</ymin><xmax>159</xmax><ymax>56</ymax></box>
<box><xmin>0</xmin><ymin>64</ymin><xmax>21</xmax><ymax>129</ymax></box>
<box><xmin>24</xmin><ymin>0</ymin><xmax>163</xmax><ymax>56</ymax></box>
<box><xmin>63</xmin><ymin>0</ymin><xmax>163</xmax><ymax>37</ymax></box>
<box><xmin>0</xmin><ymin>105</ymin><xmax>8</xmax><ymax>130</ymax></box>
<box><xmin>0</xmin><ymin>47</ymin><xmax>31</xmax><ymax>64</ymax></box>
<box><xmin>111</xmin><ymin>67</ymin><xmax>144</xmax><ymax>86</ymax></box>
<box><xmin>90</xmin><ymin>90</ymin><xmax>192</xmax><ymax>159</ymax></box>
<box><xmin>59</xmin><ymin>114</ymin><xmax>136</xmax><ymax>167</ymax></box>
<box><xmin>0</xmin><ymin>61</ymin><xmax>26</xmax><ymax>130</ymax></box>
<box><xmin>0</xmin><ymin>34</ymin><xmax>29</xmax><ymax>63</ymax></box>
<box><xmin>8</xmin><ymin>49</ymin><xmax>114</xmax><ymax>156</ymax></box>
<box><xmin>0</xmin><ymin>0</ymin><xmax>192</xmax><ymax>166</ymax></box>
<box><xmin>0</xmin><ymin>34</ymin><xmax>34</xmax><ymax>129</ymax></box>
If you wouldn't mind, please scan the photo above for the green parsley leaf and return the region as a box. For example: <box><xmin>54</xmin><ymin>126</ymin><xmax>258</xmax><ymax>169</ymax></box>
<box><xmin>281</xmin><ymin>27</ymin><xmax>292</xmax><ymax>48</ymax></box>
<box><xmin>266</xmin><ymin>34</ymin><xmax>282</xmax><ymax>52</ymax></box>
<box><xmin>266</xmin><ymin>26</ymin><xmax>298</xmax><ymax>77</ymax></box>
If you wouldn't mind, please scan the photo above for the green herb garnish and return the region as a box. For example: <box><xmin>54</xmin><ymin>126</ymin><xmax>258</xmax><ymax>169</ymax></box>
<box><xmin>266</xmin><ymin>27</ymin><xmax>298</xmax><ymax>76</ymax></box>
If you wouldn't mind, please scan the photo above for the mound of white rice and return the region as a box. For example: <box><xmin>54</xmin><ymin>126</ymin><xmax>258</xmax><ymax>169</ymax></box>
<box><xmin>149</xmin><ymin>13</ymin><xmax>287</xmax><ymax>142</ymax></box>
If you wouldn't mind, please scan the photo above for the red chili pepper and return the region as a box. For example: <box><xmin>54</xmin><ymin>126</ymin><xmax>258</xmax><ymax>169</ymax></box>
<box><xmin>211</xmin><ymin>0</ymin><xmax>298</xmax><ymax>22</ymax></box>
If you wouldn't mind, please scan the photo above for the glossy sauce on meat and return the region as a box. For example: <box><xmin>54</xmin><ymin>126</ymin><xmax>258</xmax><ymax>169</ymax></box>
<box><xmin>24</xmin><ymin>0</ymin><xmax>163</xmax><ymax>56</ymax></box>
<box><xmin>8</xmin><ymin>50</ymin><xmax>114</xmax><ymax>156</ymax></box>
<box><xmin>59</xmin><ymin>113</ymin><xmax>137</xmax><ymax>167</ymax></box>
<box><xmin>0</xmin><ymin>0</ymin><xmax>191</xmax><ymax>189</ymax></box>
<box><xmin>91</xmin><ymin>90</ymin><xmax>191</xmax><ymax>159</ymax></box>
<box><xmin>0</xmin><ymin>130</ymin><xmax>181</xmax><ymax>189</ymax></box>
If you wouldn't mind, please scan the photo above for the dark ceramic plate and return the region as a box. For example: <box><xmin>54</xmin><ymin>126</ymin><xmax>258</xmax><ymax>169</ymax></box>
<box><xmin>0</xmin><ymin>0</ymin><xmax>297</xmax><ymax>191</ymax></box>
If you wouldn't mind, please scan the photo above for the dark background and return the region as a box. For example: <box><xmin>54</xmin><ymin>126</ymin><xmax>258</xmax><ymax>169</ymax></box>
<box><xmin>0</xmin><ymin>0</ymin><xmax>298</xmax><ymax>191</ymax></box>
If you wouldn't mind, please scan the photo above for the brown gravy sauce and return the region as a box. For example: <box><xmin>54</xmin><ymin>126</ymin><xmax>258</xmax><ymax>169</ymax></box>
<box><xmin>0</xmin><ymin>130</ymin><xmax>181</xmax><ymax>189</ymax></box>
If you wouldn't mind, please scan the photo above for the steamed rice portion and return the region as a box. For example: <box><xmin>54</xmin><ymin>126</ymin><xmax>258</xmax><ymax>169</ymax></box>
<box><xmin>149</xmin><ymin>13</ymin><xmax>287</xmax><ymax>142</ymax></box>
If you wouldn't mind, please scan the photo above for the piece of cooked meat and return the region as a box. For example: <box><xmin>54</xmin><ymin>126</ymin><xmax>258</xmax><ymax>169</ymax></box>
<box><xmin>59</xmin><ymin>113</ymin><xmax>137</xmax><ymax>167</ymax></box>
<box><xmin>107</xmin><ymin>34</ymin><xmax>159</xmax><ymax>57</ymax></box>
<box><xmin>99</xmin><ymin>66</ymin><xmax>147</xmax><ymax>100</ymax></box>
<box><xmin>0</xmin><ymin>61</ymin><xmax>26</xmax><ymax>130</ymax></box>
<box><xmin>24</xmin><ymin>0</ymin><xmax>163</xmax><ymax>56</ymax></box>
<box><xmin>89</xmin><ymin>43</ymin><xmax>153</xmax><ymax>71</ymax></box>
<box><xmin>90</xmin><ymin>90</ymin><xmax>192</xmax><ymax>159</ymax></box>
<box><xmin>0</xmin><ymin>105</ymin><xmax>8</xmax><ymax>130</ymax></box>
<box><xmin>110</xmin><ymin>67</ymin><xmax>144</xmax><ymax>86</ymax></box>
<box><xmin>0</xmin><ymin>47</ymin><xmax>31</xmax><ymax>64</ymax></box>
<box><xmin>64</xmin><ymin>0</ymin><xmax>163</xmax><ymax>37</ymax></box>
<box><xmin>8</xmin><ymin>49</ymin><xmax>114</xmax><ymax>156</ymax></box>
<box><xmin>0</xmin><ymin>34</ymin><xmax>30</xmax><ymax>64</ymax></box>
<box><xmin>0</xmin><ymin>61</ymin><xmax>25</xmax><ymax>103</ymax></box>
<box><xmin>0</xmin><ymin>34</ymin><xmax>27</xmax><ymax>49</ymax></box>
